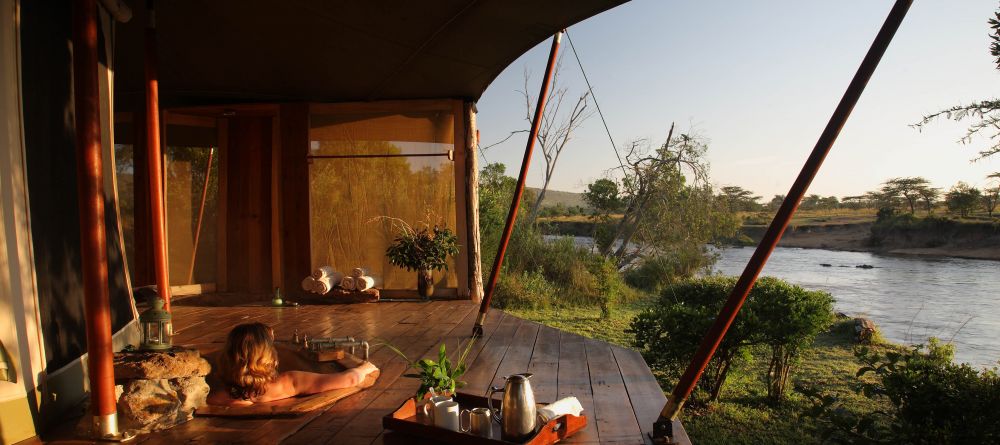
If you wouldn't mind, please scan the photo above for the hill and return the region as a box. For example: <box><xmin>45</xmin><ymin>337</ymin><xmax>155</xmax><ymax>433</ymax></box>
<box><xmin>526</xmin><ymin>187</ymin><xmax>589</xmax><ymax>209</ymax></box>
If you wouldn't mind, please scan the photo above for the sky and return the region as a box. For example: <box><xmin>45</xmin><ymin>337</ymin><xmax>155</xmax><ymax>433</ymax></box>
<box><xmin>475</xmin><ymin>0</ymin><xmax>1000</xmax><ymax>199</ymax></box>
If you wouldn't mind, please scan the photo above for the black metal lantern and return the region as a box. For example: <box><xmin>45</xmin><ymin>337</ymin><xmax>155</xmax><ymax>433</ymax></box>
<box><xmin>139</xmin><ymin>297</ymin><xmax>172</xmax><ymax>351</ymax></box>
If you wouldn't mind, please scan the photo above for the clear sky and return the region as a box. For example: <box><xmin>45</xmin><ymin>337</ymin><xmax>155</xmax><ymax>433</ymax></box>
<box><xmin>475</xmin><ymin>0</ymin><xmax>1000</xmax><ymax>199</ymax></box>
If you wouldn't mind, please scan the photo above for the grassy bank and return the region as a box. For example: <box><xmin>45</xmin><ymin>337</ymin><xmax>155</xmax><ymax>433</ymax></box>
<box><xmin>511</xmin><ymin>303</ymin><xmax>891</xmax><ymax>444</ymax></box>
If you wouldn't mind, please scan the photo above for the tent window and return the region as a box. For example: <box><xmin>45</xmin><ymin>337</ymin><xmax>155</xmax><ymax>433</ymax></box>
<box><xmin>308</xmin><ymin>109</ymin><xmax>458</xmax><ymax>295</ymax></box>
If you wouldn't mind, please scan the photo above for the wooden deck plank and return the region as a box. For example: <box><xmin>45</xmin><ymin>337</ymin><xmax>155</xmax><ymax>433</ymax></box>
<box><xmin>611</xmin><ymin>345</ymin><xmax>673</xmax><ymax>445</ymax></box>
<box><xmin>460</xmin><ymin>314</ymin><xmax>521</xmax><ymax>394</ymax></box>
<box><xmin>585</xmin><ymin>338</ymin><xmax>644</xmax><ymax>444</ymax></box>
<box><xmin>488</xmin><ymin>320</ymin><xmax>541</xmax><ymax>391</ymax></box>
<box><xmin>527</xmin><ymin>324</ymin><xmax>561</xmax><ymax>404</ymax></box>
<box><xmin>558</xmin><ymin>331</ymin><xmax>600</xmax><ymax>444</ymax></box>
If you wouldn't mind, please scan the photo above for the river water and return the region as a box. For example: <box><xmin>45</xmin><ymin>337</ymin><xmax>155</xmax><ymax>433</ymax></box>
<box><xmin>713</xmin><ymin>247</ymin><xmax>1000</xmax><ymax>368</ymax></box>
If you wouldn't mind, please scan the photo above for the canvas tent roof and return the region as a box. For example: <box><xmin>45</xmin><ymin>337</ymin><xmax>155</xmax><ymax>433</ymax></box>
<box><xmin>112</xmin><ymin>0</ymin><xmax>628</xmax><ymax>107</ymax></box>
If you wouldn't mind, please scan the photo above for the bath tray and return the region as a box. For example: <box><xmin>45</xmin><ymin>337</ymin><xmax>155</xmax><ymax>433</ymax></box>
<box><xmin>382</xmin><ymin>392</ymin><xmax>586</xmax><ymax>445</ymax></box>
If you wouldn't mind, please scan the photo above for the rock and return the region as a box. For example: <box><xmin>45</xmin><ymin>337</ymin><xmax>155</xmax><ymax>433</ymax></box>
<box><xmin>118</xmin><ymin>379</ymin><xmax>180</xmax><ymax>432</ymax></box>
<box><xmin>117</xmin><ymin>376</ymin><xmax>209</xmax><ymax>433</ymax></box>
<box><xmin>172</xmin><ymin>376</ymin><xmax>209</xmax><ymax>415</ymax></box>
<box><xmin>855</xmin><ymin>318</ymin><xmax>877</xmax><ymax>344</ymax></box>
<box><xmin>114</xmin><ymin>348</ymin><xmax>211</xmax><ymax>380</ymax></box>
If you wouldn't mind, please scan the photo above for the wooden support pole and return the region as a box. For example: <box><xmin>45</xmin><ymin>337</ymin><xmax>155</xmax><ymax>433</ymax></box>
<box><xmin>187</xmin><ymin>147</ymin><xmax>214</xmax><ymax>284</ymax></box>
<box><xmin>464</xmin><ymin>103</ymin><xmax>484</xmax><ymax>303</ymax></box>
<box><xmin>72</xmin><ymin>0</ymin><xmax>119</xmax><ymax>436</ymax></box>
<box><xmin>144</xmin><ymin>0</ymin><xmax>171</xmax><ymax>309</ymax></box>
<box><xmin>473</xmin><ymin>32</ymin><xmax>562</xmax><ymax>337</ymax></box>
<box><xmin>652</xmin><ymin>1</ymin><xmax>913</xmax><ymax>442</ymax></box>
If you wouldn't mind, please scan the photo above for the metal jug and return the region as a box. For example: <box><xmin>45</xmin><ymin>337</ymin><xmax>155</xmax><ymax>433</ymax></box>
<box><xmin>486</xmin><ymin>373</ymin><xmax>537</xmax><ymax>442</ymax></box>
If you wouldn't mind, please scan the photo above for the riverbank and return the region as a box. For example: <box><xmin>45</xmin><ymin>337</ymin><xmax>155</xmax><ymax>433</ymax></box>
<box><xmin>741</xmin><ymin>220</ymin><xmax>1000</xmax><ymax>261</ymax></box>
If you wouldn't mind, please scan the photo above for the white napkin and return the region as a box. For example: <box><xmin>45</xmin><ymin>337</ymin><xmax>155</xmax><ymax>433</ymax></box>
<box><xmin>537</xmin><ymin>397</ymin><xmax>584</xmax><ymax>422</ymax></box>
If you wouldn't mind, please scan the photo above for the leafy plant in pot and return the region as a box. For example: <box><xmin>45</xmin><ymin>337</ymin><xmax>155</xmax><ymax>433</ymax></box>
<box><xmin>382</xmin><ymin>339</ymin><xmax>475</xmax><ymax>399</ymax></box>
<box><xmin>384</xmin><ymin>221</ymin><xmax>460</xmax><ymax>299</ymax></box>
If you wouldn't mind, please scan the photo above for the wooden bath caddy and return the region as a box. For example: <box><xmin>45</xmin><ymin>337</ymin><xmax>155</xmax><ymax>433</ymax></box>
<box><xmin>382</xmin><ymin>392</ymin><xmax>586</xmax><ymax>445</ymax></box>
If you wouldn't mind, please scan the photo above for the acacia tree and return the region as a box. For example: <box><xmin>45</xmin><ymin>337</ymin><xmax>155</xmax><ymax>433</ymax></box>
<box><xmin>883</xmin><ymin>177</ymin><xmax>931</xmax><ymax>215</ymax></box>
<box><xmin>945</xmin><ymin>182</ymin><xmax>982</xmax><ymax>218</ymax></box>
<box><xmin>719</xmin><ymin>186</ymin><xmax>762</xmax><ymax>212</ymax></box>
<box><xmin>983</xmin><ymin>172</ymin><xmax>1000</xmax><ymax>217</ymax></box>
<box><xmin>917</xmin><ymin>186</ymin><xmax>943</xmax><ymax>214</ymax></box>
<box><xmin>913</xmin><ymin>7</ymin><xmax>1000</xmax><ymax>160</ymax></box>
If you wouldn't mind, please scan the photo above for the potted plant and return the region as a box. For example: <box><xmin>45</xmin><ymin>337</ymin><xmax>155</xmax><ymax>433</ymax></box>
<box><xmin>382</xmin><ymin>339</ymin><xmax>475</xmax><ymax>399</ymax></box>
<box><xmin>385</xmin><ymin>223</ymin><xmax>460</xmax><ymax>299</ymax></box>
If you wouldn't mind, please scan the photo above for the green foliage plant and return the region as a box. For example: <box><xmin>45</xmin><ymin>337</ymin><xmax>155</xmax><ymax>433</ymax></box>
<box><xmin>383</xmin><ymin>218</ymin><xmax>460</xmax><ymax>273</ymax></box>
<box><xmin>383</xmin><ymin>339</ymin><xmax>476</xmax><ymax>399</ymax></box>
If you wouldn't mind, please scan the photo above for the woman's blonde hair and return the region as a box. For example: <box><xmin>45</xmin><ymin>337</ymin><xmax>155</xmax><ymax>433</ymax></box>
<box><xmin>217</xmin><ymin>323</ymin><xmax>278</xmax><ymax>400</ymax></box>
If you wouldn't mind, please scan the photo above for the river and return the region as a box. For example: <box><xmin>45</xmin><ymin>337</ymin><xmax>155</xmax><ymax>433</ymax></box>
<box><xmin>713</xmin><ymin>247</ymin><xmax>1000</xmax><ymax>368</ymax></box>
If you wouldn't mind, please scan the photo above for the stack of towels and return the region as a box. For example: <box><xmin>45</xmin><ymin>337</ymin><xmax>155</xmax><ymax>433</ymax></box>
<box><xmin>301</xmin><ymin>266</ymin><xmax>375</xmax><ymax>295</ymax></box>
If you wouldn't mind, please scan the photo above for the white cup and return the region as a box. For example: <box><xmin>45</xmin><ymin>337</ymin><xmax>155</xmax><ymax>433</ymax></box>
<box><xmin>434</xmin><ymin>401</ymin><xmax>461</xmax><ymax>431</ymax></box>
<box><xmin>420</xmin><ymin>396</ymin><xmax>452</xmax><ymax>424</ymax></box>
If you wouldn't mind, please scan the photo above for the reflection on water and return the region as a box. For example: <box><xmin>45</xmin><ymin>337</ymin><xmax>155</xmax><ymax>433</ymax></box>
<box><xmin>713</xmin><ymin>247</ymin><xmax>1000</xmax><ymax>368</ymax></box>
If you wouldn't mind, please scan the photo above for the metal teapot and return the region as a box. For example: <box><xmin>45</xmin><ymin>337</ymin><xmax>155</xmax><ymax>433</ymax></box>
<box><xmin>486</xmin><ymin>373</ymin><xmax>537</xmax><ymax>442</ymax></box>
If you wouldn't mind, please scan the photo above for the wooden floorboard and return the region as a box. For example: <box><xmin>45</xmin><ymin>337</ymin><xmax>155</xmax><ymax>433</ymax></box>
<box><xmin>37</xmin><ymin>301</ymin><xmax>690</xmax><ymax>445</ymax></box>
<box><xmin>585</xmin><ymin>338</ymin><xmax>644</xmax><ymax>444</ymax></box>
<box><xmin>558</xmin><ymin>331</ymin><xmax>601</xmax><ymax>444</ymax></box>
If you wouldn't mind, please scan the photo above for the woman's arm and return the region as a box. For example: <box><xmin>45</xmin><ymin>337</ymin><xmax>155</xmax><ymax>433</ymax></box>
<box><xmin>287</xmin><ymin>361</ymin><xmax>379</xmax><ymax>396</ymax></box>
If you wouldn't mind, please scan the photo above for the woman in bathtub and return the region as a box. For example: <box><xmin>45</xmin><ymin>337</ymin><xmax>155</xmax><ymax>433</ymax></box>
<box><xmin>207</xmin><ymin>322</ymin><xmax>379</xmax><ymax>406</ymax></box>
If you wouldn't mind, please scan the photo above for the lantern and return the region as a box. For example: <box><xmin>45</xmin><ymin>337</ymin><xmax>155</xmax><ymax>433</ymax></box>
<box><xmin>139</xmin><ymin>297</ymin><xmax>172</xmax><ymax>351</ymax></box>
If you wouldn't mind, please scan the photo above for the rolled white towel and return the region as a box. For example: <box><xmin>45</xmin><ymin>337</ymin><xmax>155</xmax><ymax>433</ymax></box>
<box><xmin>301</xmin><ymin>276</ymin><xmax>317</xmax><ymax>292</ymax></box>
<box><xmin>354</xmin><ymin>276</ymin><xmax>375</xmax><ymax>291</ymax></box>
<box><xmin>314</xmin><ymin>275</ymin><xmax>336</xmax><ymax>294</ymax></box>
<box><xmin>350</xmin><ymin>267</ymin><xmax>366</xmax><ymax>278</ymax></box>
<box><xmin>339</xmin><ymin>276</ymin><xmax>356</xmax><ymax>291</ymax></box>
<box><xmin>537</xmin><ymin>397</ymin><xmax>584</xmax><ymax>423</ymax></box>
<box><xmin>312</xmin><ymin>265</ymin><xmax>336</xmax><ymax>280</ymax></box>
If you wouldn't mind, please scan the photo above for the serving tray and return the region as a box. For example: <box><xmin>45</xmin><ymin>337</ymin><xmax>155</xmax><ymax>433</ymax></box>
<box><xmin>382</xmin><ymin>392</ymin><xmax>586</xmax><ymax>445</ymax></box>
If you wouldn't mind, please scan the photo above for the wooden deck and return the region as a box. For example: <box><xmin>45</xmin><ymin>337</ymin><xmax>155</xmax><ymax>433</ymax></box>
<box><xmin>45</xmin><ymin>301</ymin><xmax>690</xmax><ymax>444</ymax></box>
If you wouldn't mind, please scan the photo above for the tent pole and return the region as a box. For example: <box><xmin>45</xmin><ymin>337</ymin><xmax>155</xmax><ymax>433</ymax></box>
<box><xmin>651</xmin><ymin>1</ymin><xmax>912</xmax><ymax>442</ymax></box>
<box><xmin>144</xmin><ymin>0</ymin><xmax>172</xmax><ymax>310</ymax></box>
<box><xmin>473</xmin><ymin>31</ymin><xmax>562</xmax><ymax>337</ymax></box>
<box><xmin>72</xmin><ymin>0</ymin><xmax>119</xmax><ymax>437</ymax></box>
<box><xmin>187</xmin><ymin>147</ymin><xmax>214</xmax><ymax>284</ymax></box>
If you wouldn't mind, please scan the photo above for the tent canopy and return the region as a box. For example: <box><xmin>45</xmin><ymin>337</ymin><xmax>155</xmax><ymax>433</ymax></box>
<box><xmin>113</xmin><ymin>0</ymin><xmax>628</xmax><ymax>107</ymax></box>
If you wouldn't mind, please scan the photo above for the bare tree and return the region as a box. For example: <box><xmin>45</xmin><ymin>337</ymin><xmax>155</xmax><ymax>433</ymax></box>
<box><xmin>518</xmin><ymin>64</ymin><xmax>594</xmax><ymax>222</ymax></box>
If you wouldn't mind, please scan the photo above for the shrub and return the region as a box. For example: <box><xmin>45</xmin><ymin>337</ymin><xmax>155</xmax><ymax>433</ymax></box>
<box><xmin>753</xmin><ymin>277</ymin><xmax>834</xmax><ymax>400</ymax></box>
<box><xmin>803</xmin><ymin>339</ymin><xmax>1000</xmax><ymax>444</ymax></box>
<box><xmin>630</xmin><ymin>276</ymin><xmax>758</xmax><ymax>402</ymax></box>
<box><xmin>630</xmin><ymin>276</ymin><xmax>834</xmax><ymax>402</ymax></box>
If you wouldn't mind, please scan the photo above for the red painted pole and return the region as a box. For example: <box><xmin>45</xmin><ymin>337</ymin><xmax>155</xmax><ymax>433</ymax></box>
<box><xmin>187</xmin><ymin>147</ymin><xmax>214</xmax><ymax>284</ymax></box>
<box><xmin>473</xmin><ymin>32</ymin><xmax>562</xmax><ymax>336</ymax></box>
<box><xmin>72</xmin><ymin>0</ymin><xmax>119</xmax><ymax>437</ymax></box>
<box><xmin>145</xmin><ymin>0</ymin><xmax>172</xmax><ymax>310</ymax></box>
<box><xmin>653</xmin><ymin>2</ymin><xmax>913</xmax><ymax>440</ymax></box>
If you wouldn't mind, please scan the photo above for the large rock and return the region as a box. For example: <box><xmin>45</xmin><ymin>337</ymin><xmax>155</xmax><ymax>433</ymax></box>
<box><xmin>117</xmin><ymin>377</ymin><xmax>209</xmax><ymax>433</ymax></box>
<box><xmin>114</xmin><ymin>348</ymin><xmax>211</xmax><ymax>380</ymax></box>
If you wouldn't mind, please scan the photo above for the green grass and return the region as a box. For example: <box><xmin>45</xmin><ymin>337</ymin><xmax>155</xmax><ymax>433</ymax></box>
<box><xmin>511</xmin><ymin>303</ymin><xmax>891</xmax><ymax>444</ymax></box>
